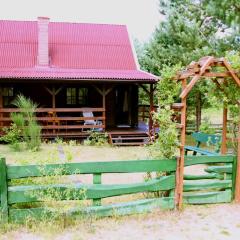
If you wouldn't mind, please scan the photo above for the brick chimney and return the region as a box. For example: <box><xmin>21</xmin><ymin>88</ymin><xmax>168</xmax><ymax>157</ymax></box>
<box><xmin>37</xmin><ymin>17</ymin><xmax>49</xmax><ymax>66</ymax></box>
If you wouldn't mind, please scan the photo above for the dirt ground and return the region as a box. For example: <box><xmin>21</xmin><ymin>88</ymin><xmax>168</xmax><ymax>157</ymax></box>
<box><xmin>2</xmin><ymin>204</ymin><xmax>240</xmax><ymax>240</ymax></box>
<box><xmin>0</xmin><ymin>144</ymin><xmax>236</xmax><ymax>240</ymax></box>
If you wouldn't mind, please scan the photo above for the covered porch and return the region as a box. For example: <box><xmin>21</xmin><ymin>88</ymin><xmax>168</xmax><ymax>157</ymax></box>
<box><xmin>0</xmin><ymin>82</ymin><xmax>156</xmax><ymax>139</ymax></box>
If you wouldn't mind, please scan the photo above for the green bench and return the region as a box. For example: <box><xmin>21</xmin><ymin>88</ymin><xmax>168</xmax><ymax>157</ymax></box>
<box><xmin>185</xmin><ymin>132</ymin><xmax>222</xmax><ymax>156</ymax></box>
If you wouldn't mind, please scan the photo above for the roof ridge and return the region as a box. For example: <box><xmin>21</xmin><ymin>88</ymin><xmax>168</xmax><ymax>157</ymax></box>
<box><xmin>0</xmin><ymin>19</ymin><xmax>127</xmax><ymax>27</ymax></box>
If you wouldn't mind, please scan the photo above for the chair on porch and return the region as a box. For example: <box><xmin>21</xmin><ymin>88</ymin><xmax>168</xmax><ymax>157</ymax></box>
<box><xmin>82</xmin><ymin>111</ymin><xmax>102</xmax><ymax>131</ymax></box>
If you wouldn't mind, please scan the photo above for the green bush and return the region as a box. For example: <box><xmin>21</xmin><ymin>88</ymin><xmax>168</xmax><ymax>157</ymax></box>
<box><xmin>199</xmin><ymin>117</ymin><xmax>215</xmax><ymax>134</ymax></box>
<box><xmin>0</xmin><ymin>124</ymin><xmax>22</xmax><ymax>151</ymax></box>
<box><xmin>1</xmin><ymin>94</ymin><xmax>42</xmax><ymax>151</ymax></box>
<box><xmin>84</xmin><ymin>131</ymin><xmax>109</xmax><ymax>146</ymax></box>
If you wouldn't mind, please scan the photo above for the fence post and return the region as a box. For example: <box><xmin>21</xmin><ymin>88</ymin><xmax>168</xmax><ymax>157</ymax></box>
<box><xmin>232</xmin><ymin>156</ymin><xmax>237</xmax><ymax>200</ymax></box>
<box><xmin>93</xmin><ymin>173</ymin><xmax>102</xmax><ymax>206</ymax></box>
<box><xmin>0</xmin><ymin>157</ymin><xmax>8</xmax><ymax>223</ymax></box>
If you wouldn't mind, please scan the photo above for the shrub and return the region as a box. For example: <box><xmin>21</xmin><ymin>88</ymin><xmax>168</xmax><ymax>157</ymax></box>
<box><xmin>0</xmin><ymin>124</ymin><xmax>22</xmax><ymax>151</ymax></box>
<box><xmin>84</xmin><ymin>131</ymin><xmax>109</xmax><ymax>146</ymax></box>
<box><xmin>1</xmin><ymin>94</ymin><xmax>42</xmax><ymax>151</ymax></box>
<box><xmin>199</xmin><ymin>117</ymin><xmax>215</xmax><ymax>134</ymax></box>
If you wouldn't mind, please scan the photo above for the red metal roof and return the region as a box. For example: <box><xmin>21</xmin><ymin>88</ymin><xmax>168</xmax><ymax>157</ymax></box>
<box><xmin>0</xmin><ymin>20</ymin><xmax>157</xmax><ymax>82</ymax></box>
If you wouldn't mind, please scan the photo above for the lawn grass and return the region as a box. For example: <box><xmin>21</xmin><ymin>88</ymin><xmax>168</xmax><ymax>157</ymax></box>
<box><xmin>0</xmin><ymin>143</ymin><xmax>151</xmax><ymax>165</ymax></box>
<box><xmin>202</xmin><ymin>107</ymin><xmax>222</xmax><ymax>124</ymax></box>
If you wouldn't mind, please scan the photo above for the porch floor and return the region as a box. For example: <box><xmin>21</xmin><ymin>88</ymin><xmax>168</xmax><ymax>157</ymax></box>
<box><xmin>107</xmin><ymin>121</ymin><xmax>149</xmax><ymax>134</ymax></box>
<box><xmin>41</xmin><ymin>121</ymin><xmax>150</xmax><ymax>140</ymax></box>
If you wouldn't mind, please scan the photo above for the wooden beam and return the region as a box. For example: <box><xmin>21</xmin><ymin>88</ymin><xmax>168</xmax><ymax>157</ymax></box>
<box><xmin>222</xmin><ymin>58</ymin><xmax>240</xmax><ymax>87</ymax></box>
<box><xmin>203</xmin><ymin>72</ymin><xmax>231</xmax><ymax>78</ymax></box>
<box><xmin>153</xmin><ymin>84</ymin><xmax>157</xmax><ymax>92</ymax></box>
<box><xmin>44</xmin><ymin>85</ymin><xmax>63</xmax><ymax>96</ymax></box>
<box><xmin>93</xmin><ymin>85</ymin><xmax>104</xmax><ymax>96</ymax></box>
<box><xmin>139</xmin><ymin>84</ymin><xmax>150</xmax><ymax>96</ymax></box>
<box><xmin>105</xmin><ymin>86</ymin><xmax>114</xmax><ymax>96</ymax></box>
<box><xmin>221</xmin><ymin>107</ymin><xmax>228</xmax><ymax>154</ymax></box>
<box><xmin>102</xmin><ymin>86</ymin><xmax>106</xmax><ymax>130</ymax></box>
<box><xmin>55</xmin><ymin>87</ymin><xmax>63</xmax><ymax>96</ymax></box>
<box><xmin>180</xmin><ymin>57</ymin><xmax>214</xmax><ymax>99</ymax></box>
<box><xmin>176</xmin><ymin>78</ymin><xmax>187</xmax><ymax>210</ymax></box>
<box><xmin>52</xmin><ymin>87</ymin><xmax>56</xmax><ymax>108</ymax></box>
<box><xmin>149</xmin><ymin>84</ymin><xmax>154</xmax><ymax>136</ymax></box>
<box><xmin>44</xmin><ymin>86</ymin><xmax>53</xmax><ymax>95</ymax></box>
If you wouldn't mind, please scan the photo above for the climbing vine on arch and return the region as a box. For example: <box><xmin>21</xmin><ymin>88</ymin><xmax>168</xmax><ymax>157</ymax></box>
<box><xmin>149</xmin><ymin>64</ymin><xmax>182</xmax><ymax>159</ymax></box>
<box><xmin>208</xmin><ymin>51</ymin><xmax>240</xmax><ymax>152</ymax></box>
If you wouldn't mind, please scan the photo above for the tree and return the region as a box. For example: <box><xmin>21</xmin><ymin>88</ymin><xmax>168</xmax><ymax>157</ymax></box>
<box><xmin>138</xmin><ymin>0</ymin><xmax>240</xmax><ymax>130</ymax></box>
<box><xmin>203</xmin><ymin>0</ymin><xmax>240</xmax><ymax>30</ymax></box>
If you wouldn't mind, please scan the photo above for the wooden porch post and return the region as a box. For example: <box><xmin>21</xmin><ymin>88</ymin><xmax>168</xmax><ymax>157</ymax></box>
<box><xmin>102</xmin><ymin>86</ymin><xmax>106</xmax><ymax>130</ymax></box>
<box><xmin>44</xmin><ymin>85</ymin><xmax>63</xmax><ymax>134</ymax></box>
<box><xmin>52</xmin><ymin>87</ymin><xmax>56</xmax><ymax>133</ymax></box>
<box><xmin>52</xmin><ymin>87</ymin><xmax>56</xmax><ymax>109</ymax></box>
<box><xmin>149</xmin><ymin>84</ymin><xmax>154</xmax><ymax>136</ymax></box>
<box><xmin>92</xmin><ymin>84</ymin><xmax>114</xmax><ymax>131</ymax></box>
<box><xmin>221</xmin><ymin>107</ymin><xmax>228</xmax><ymax>154</ymax></box>
<box><xmin>176</xmin><ymin>78</ymin><xmax>187</xmax><ymax>210</ymax></box>
<box><xmin>138</xmin><ymin>84</ymin><xmax>156</xmax><ymax>136</ymax></box>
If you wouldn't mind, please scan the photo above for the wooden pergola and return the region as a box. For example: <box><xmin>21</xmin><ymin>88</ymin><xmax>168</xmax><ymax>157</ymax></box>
<box><xmin>174</xmin><ymin>56</ymin><xmax>240</xmax><ymax>209</ymax></box>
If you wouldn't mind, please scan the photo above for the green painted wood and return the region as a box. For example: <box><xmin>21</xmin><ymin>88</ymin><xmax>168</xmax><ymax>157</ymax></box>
<box><xmin>93</xmin><ymin>173</ymin><xmax>102</xmax><ymax>206</ymax></box>
<box><xmin>225</xmin><ymin>173</ymin><xmax>232</xmax><ymax>180</ymax></box>
<box><xmin>232</xmin><ymin>156</ymin><xmax>237</xmax><ymax>199</ymax></box>
<box><xmin>183</xmin><ymin>190</ymin><xmax>232</xmax><ymax>204</ymax></box>
<box><xmin>185</xmin><ymin>132</ymin><xmax>222</xmax><ymax>156</ymax></box>
<box><xmin>0</xmin><ymin>158</ymin><xmax>8</xmax><ymax>223</ymax></box>
<box><xmin>183</xmin><ymin>179</ymin><xmax>232</xmax><ymax>191</ymax></box>
<box><xmin>9</xmin><ymin>207</ymin><xmax>56</xmax><ymax>223</ymax></box>
<box><xmin>184</xmin><ymin>146</ymin><xmax>220</xmax><ymax>156</ymax></box>
<box><xmin>69</xmin><ymin>197</ymin><xmax>175</xmax><ymax>218</ymax></box>
<box><xmin>7</xmin><ymin>159</ymin><xmax>177</xmax><ymax>179</ymax></box>
<box><xmin>8</xmin><ymin>175</ymin><xmax>175</xmax><ymax>204</ymax></box>
<box><xmin>192</xmin><ymin>132</ymin><xmax>222</xmax><ymax>145</ymax></box>
<box><xmin>7</xmin><ymin>156</ymin><xmax>234</xmax><ymax>180</ymax></box>
<box><xmin>185</xmin><ymin>155</ymin><xmax>234</xmax><ymax>166</ymax></box>
<box><xmin>184</xmin><ymin>173</ymin><xmax>223</xmax><ymax>180</ymax></box>
<box><xmin>9</xmin><ymin>197</ymin><xmax>174</xmax><ymax>222</ymax></box>
<box><xmin>204</xmin><ymin>165</ymin><xmax>232</xmax><ymax>174</ymax></box>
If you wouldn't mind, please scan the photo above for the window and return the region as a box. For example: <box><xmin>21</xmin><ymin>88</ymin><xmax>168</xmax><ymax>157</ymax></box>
<box><xmin>78</xmin><ymin>88</ymin><xmax>88</xmax><ymax>105</ymax></box>
<box><xmin>66</xmin><ymin>87</ymin><xmax>88</xmax><ymax>105</ymax></box>
<box><xmin>3</xmin><ymin>87</ymin><xmax>14</xmax><ymax>107</ymax></box>
<box><xmin>66</xmin><ymin>88</ymin><xmax>77</xmax><ymax>105</ymax></box>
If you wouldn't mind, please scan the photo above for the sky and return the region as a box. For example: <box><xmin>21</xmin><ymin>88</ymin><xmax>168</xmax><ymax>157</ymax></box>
<box><xmin>0</xmin><ymin>0</ymin><xmax>162</xmax><ymax>42</ymax></box>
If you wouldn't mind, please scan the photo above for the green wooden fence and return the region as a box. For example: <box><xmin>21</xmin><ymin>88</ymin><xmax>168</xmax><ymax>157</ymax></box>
<box><xmin>183</xmin><ymin>155</ymin><xmax>236</xmax><ymax>204</ymax></box>
<box><xmin>0</xmin><ymin>155</ymin><xmax>236</xmax><ymax>223</ymax></box>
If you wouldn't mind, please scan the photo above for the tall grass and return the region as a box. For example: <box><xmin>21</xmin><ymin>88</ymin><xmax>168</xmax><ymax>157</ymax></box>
<box><xmin>9</xmin><ymin>94</ymin><xmax>41</xmax><ymax>151</ymax></box>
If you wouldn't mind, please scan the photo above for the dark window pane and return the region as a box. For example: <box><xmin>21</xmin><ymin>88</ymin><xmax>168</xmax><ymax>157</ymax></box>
<box><xmin>78</xmin><ymin>88</ymin><xmax>88</xmax><ymax>105</ymax></box>
<box><xmin>66</xmin><ymin>88</ymin><xmax>76</xmax><ymax>105</ymax></box>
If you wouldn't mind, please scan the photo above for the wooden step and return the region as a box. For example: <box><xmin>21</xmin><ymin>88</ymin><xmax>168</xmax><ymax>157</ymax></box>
<box><xmin>112</xmin><ymin>142</ymin><xmax>146</xmax><ymax>146</ymax></box>
<box><xmin>109</xmin><ymin>132</ymin><xmax>150</xmax><ymax>146</ymax></box>
<box><xmin>112</xmin><ymin>137</ymin><xmax>149</xmax><ymax>141</ymax></box>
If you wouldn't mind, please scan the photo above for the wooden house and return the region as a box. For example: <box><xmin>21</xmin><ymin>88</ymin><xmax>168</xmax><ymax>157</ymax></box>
<box><xmin>0</xmin><ymin>17</ymin><xmax>157</xmax><ymax>143</ymax></box>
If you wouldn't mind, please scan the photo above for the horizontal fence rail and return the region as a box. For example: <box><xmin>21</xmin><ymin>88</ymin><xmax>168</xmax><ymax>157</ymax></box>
<box><xmin>0</xmin><ymin>155</ymin><xmax>237</xmax><ymax>223</ymax></box>
<box><xmin>1</xmin><ymin>158</ymin><xmax>177</xmax><ymax>223</ymax></box>
<box><xmin>183</xmin><ymin>155</ymin><xmax>235</xmax><ymax>205</ymax></box>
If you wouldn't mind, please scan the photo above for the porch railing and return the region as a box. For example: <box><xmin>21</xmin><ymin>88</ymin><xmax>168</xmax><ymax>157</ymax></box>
<box><xmin>138</xmin><ymin>105</ymin><xmax>158</xmax><ymax>122</ymax></box>
<box><xmin>0</xmin><ymin>108</ymin><xmax>106</xmax><ymax>137</ymax></box>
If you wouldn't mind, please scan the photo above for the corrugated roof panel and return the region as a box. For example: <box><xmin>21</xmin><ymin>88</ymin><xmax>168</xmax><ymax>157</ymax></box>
<box><xmin>0</xmin><ymin>19</ymin><xmax>157</xmax><ymax>81</ymax></box>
